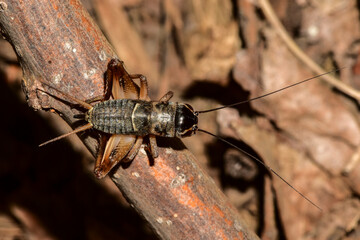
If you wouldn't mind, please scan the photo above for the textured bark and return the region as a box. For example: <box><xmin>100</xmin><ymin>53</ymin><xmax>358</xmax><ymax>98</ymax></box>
<box><xmin>0</xmin><ymin>0</ymin><xmax>258</xmax><ymax>239</ymax></box>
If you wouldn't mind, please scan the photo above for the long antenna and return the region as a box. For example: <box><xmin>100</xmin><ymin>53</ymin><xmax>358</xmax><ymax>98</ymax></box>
<box><xmin>198</xmin><ymin>128</ymin><xmax>322</xmax><ymax>211</ymax></box>
<box><xmin>194</xmin><ymin>69</ymin><xmax>344</xmax><ymax>210</ymax></box>
<box><xmin>197</xmin><ymin>68</ymin><xmax>343</xmax><ymax>114</ymax></box>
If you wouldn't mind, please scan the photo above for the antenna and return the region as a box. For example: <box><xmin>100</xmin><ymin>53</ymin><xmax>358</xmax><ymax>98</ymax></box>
<box><xmin>198</xmin><ymin>128</ymin><xmax>322</xmax><ymax>211</ymax></box>
<box><xmin>197</xmin><ymin>68</ymin><xmax>343</xmax><ymax>114</ymax></box>
<box><xmin>193</xmin><ymin>69</ymin><xmax>345</xmax><ymax>211</ymax></box>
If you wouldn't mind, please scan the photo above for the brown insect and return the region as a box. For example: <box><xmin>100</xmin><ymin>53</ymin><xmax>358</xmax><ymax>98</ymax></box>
<box><xmin>39</xmin><ymin>58</ymin><xmax>198</xmax><ymax>179</ymax></box>
<box><xmin>39</xmin><ymin>58</ymin><xmax>337</xmax><ymax>210</ymax></box>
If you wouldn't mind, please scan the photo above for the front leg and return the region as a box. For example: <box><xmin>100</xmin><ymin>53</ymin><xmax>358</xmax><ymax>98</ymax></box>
<box><xmin>130</xmin><ymin>74</ymin><xmax>150</xmax><ymax>101</ymax></box>
<box><xmin>148</xmin><ymin>135</ymin><xmax>159</xmax><ymax>158</ymax></box>
<box><xmin>159</xmin><ymin>91</ymin><xmax>173</xmax><ymax>102</ymax></box>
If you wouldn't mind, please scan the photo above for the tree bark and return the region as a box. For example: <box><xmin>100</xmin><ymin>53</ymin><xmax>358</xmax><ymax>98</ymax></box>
<box><xmin>0</xmin><ymin>0</ymin><xmax>259</xmax><ymax>239</ymax></box>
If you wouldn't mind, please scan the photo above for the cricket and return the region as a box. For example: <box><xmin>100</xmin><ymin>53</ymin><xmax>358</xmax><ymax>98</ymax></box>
<box><xmin>38</xmin><ymin>58</ymin><xmax>338</xmax><ymax>211</ymax></box>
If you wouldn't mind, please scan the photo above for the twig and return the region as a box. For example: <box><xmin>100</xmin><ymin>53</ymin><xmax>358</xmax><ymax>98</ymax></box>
<box><xmin>0</xmin><ymin>0</ymin><xmax>259</xmax><ymax>239</ymax></box>
<box><xmin>258</xmin><ymin>0</ymin><xmax>360</xmax><ymax>101</ymax></box>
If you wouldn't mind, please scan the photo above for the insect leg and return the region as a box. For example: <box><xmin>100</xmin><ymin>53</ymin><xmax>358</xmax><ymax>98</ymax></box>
<box><xmin>84</xmin><ymin>59</ymin><xmax>129</xmax><ymax>103</ymax></box>
<box><xmin>133</xmin><ymin>75</ymin><xmax>149</xmax><ymax>100</ymax></box>
<box><xmin>158</xmin><ymin>91</ymin><xmax>174</xmax><ymax>102</ymax></box>
<box><xmin>94</xmin><ymin>135</ymin><xmax>137</xmax><ymax>179</ymax></box>
<box><xmin>107</xmin><ymin>58</ymin><xmax>139</xmax><ymax>100</ymax></box>
<box><xmin>94</xmin><ymin>134</ymin><xmax>109</xmax><ymax>172</ymax></box>
<box><xmin>148</xmin><ymin>136</ymin><xmax>159</xmax><ymax>158</ymax></box>
<box><xmin>122</xmin><ymin>137</ymin><xmax>144</xmax><ymax>162</ymax></box>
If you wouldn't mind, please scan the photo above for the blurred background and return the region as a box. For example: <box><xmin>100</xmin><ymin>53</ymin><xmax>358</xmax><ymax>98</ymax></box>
<box><xmin>1</xmin><ymin>0</ymin><xmax>360</xmax><ymax>239</ymax></box>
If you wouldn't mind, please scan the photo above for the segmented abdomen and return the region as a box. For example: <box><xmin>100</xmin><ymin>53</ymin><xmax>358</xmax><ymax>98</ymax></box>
<box><xmin>87</xmin><ymin>99</ymin><xmax>178</xmax><ymax>137</ymax></box>
<box><xmin>89</xmin><ymin>99</ymin><xmax>140</xmax><ymax>134</ymax></box>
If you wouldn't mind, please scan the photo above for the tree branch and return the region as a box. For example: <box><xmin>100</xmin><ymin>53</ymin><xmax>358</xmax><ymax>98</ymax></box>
<box><xmin>0</xmin><ymin>1</ymin><xmax>259</xmax><ymax>239</ymax></box>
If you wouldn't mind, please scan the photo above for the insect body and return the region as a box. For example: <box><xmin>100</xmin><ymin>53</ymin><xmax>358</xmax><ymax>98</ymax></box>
<box><xmin>39</xmin><ymin>58</ymin><xmax>335</xmax><ymax>209</ymax></box>
<box><xmin>39</xmin><ymin>58</ymin><xmax>199</xmax><ymax>179</ymax></box>
<box><xmin>86</xmin><ymin>99</ymin><xmax>197</xmax><ymax>138</ymax></box>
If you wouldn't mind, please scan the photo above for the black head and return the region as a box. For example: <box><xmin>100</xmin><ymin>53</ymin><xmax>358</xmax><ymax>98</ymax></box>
<box><xmin>175</xmin><ymin>103</ymin><xmax>198</xmax><ymax>138</ymax></box>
